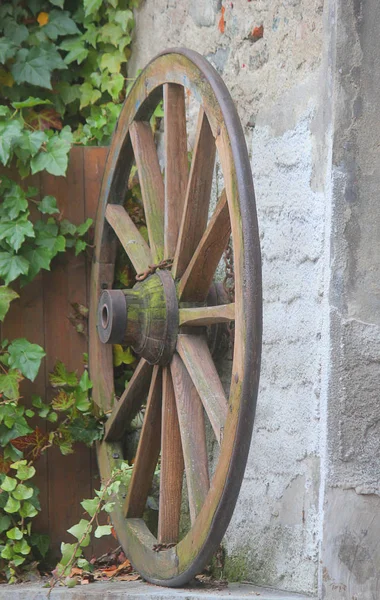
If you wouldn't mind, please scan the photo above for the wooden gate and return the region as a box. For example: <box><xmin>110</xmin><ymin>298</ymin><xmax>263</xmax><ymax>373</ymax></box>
<box><xmin>2</xmin><ymin>146</ymin><xmax>109</xmax><ymax>559</ymax></box>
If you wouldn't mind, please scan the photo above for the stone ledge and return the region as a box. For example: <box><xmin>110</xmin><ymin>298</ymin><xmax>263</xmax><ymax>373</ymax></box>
<box><xmin>0</xmin><ymin>581</ymin><xmax>317</xmax><ymax>600</ymax></box>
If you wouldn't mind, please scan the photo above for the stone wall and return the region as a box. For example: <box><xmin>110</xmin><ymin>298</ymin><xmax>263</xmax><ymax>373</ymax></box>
<box><xmin>128</xmin><ymin>1</ymin><xmax>380</xmax><ymax>598</ymax></box>
<box><xmin>129</xmin><ymin>1</ymin><xmax>327</xmax><ymax>595</ymax></box>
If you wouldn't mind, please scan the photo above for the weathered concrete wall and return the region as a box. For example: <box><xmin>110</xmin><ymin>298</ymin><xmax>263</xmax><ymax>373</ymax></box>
<box><xmin>129</xmin><ymin>1</ymin><xmax>327</xmax><ymax>596</ymax></box>
<box><xmin>320</xmin><ymin>0</ymin><xmax>380</xmax><ymax>598</ymax></box>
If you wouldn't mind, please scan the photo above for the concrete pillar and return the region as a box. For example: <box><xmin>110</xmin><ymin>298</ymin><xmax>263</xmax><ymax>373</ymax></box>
<box><xmin>320</xmin><ymin>1</ymin><xmax>380</xmax><ymax>598</ymax></box>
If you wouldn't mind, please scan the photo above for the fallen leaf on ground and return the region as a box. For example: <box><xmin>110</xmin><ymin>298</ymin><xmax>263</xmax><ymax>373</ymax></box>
<box><xmin>117</xmin><ymin>573</ymin><xmax>140</xmax><ymax>582</ymax></box>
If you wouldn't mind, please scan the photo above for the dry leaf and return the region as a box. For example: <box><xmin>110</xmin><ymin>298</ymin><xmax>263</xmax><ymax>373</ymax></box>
<box><xmin>37</xmin><ymin>12</ymin><xmax>49</xmax><ymax>26</ymax></box>
<box><xmin>117</xmin><ymin>573</ymin><xmax>140</xmax><ymax>582</ymax></box>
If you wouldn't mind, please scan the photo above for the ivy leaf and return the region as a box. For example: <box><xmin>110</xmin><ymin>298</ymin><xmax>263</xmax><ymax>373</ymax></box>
<box><xmin>49</xmin><ymin>360</ymin><xmax>78</xmax><ymax>388</ymax></box>
<box><xmin>8</xmin><ymin>338</ymin><xmax>46</xmax><ymax>382</ymax></box>
<box><xmin>0</xmin><ymin>252</ymin><xmax>29</xmax><ymax>285</ymax></box>
<box><xmin>43</xmin><ymin>10</ymin><xmax>80</xmax><ymax>40</ymax></box>
<box><xmin>13</xmin><ymin>538</ymin><xmax>30</xmax><ymax>556</ymax></box>
<box><xmin>60</xmin><ymin>542</ymin><xmax>80</xmax><ymax>567</ymax></box>
<box><xmin>51</xmin><ymin>390</ymin><xmax>75</xmax><ymax>411</ymax></box>
<box><xmin>98</xmin><ymin>23</ymin><xmax>125</xmax><ymax>46</ymax></box>
<box><xmin>75</xmin><ymin>239</ymin><xmax>87</xmax><ymax>256</ymax></box>
<box><xmin>21</xmin><ymin>246</ymin><xmax>54</xmax><ymax>282</ymax></box>
<box><xmin>0</xmin><ymin>545</ymin><xmax>13</xmax><ymax>560</ymax></box>
<box><xmin>100</xmin><ymin>50</ymin><xmax>127</xmax><ymax>74</ymax></box>
<box><xmin>0</xmin><ymin>515</ymin><xmax>11</xmax><ymax>534</ymax></box>
<box><xmin>82</xmin><ymin>24</ymin><xmax>98</xmax><ymax>47</ymax></box>
<box><xmin>19</xmin><ymin>501</ymin><xmax>38</xmax><ymax>519</ymax></box>
<box><xmin>79</xmin><ymin>82</ymin><xmax>101</xmax><ymax>109</ymax></box>
<box><xmin>10</xmin><ymin>460</ymin><xmax>36</xmax><ymax>481</ymax></box>
<box><xmin>60</xmin><ymin>36</ymin><xmax>89</xmax><ymax>65</ymax></box>
<box><xmin>0</xmin><ymin>120</ymin><xmax>23</xmax><ymax>165</ymax></box>
<box><xmin>75</xmin><ymin>391</ymin><xmax>91</xmax><ymax>412</ymax></box>
<box><xmin>0</xmin><ymin>217</ymin><xmax>35</xmax><ymax>252</ymax></box>
<box><xmin>3</xmin><ymin>19</ymin><xmax>29</xmax><ymax>45</ymax></box>
<box><xmin>26</xmin><ymin>107</ymin><xmax>63</xmax><ymax>131</ymax></box>
<box><xmin>34</xmin><ymin>220</ymin><xmax>62</xmax><ymax>254</ymax></box>
<box><xmin>0</xmin><ymin>369</ymin><xmax>23</xmax><ymax>401</ymax></box>
<box><xmin>76</xmin><ymin>217</ymin><xmax>92</xmax><ymax>236</ymax></box>
<box><xmin>1</xmin><ymin>475</ymin><xmax>17</xmax><ymax>492</ymax></box>
<box><xmin>113</xmin><ymin>345</ymin><xmax>135</xmax><ymax>367</ymax></box>
<box><xmin>49</xmin><ymin>0</ymin><xmax>64</xmax><ymax>7</ymax></box>
<box><xmin>11</xmin><ymin>427</ymin><xmax>49</xmax><ymax>462</ymax></box>
<box><xmin>38</xmin><ymin>195</ymin><xmax>59</xmax><ymax>215</ymax></box>
<box><xmin>14</xmin><ymin>130</ymin><xmax>47</xmax><ymax>162</ymax></box>
<box><xmin>67</xmin><ymin>519</ymin><xmax>91</xmax><ymax>546</ymax></box>
<box><xmin>79</xmin><ymin>370</ymin><xmax>92</xmax><ymax>392</ymax></box>
<box><xmin>6</xmin><ymin>527</ymin><xmax>23</xmax><ymax>540</ymax></box>
<box><xmin>0</xmin><ymin>286</ymin><xmax>19</xmax><ymax>321</ymax></box>
<box><xmin>94</xmin><ymin>525</ymin><xmax>112</xmax><ymax>538</ymax></box>
<box><xmin>55</xmin><ymin>82</ymin><xmax>81</xmax><ymax>105</ymax></box>
<box><xmin>84</xmin><ymin>0</ymin><xmax>102</xmax><ymax>17</ymax></box>
<box><xmin>4</xmin><ymin>495</ymin><xmax>21</xmax><ymax>514</ymax></box>
<box><xmin>60</xmin><ymin>219</ymin><xmax>76</xmax><ymax>236</ymax></box>
<box><xmin>0</xmin><ymin>37</ymin><xmax>18</xmax><ymax>63</ymax></box>
<box><xmin>11</xmin><ymin>45</ymin><xmax>66</xmax><ymax>90</ymax></box>
<box><xmin>114</xmin><ymin>9</ymin><xmax>134</xmax><ymax>33</ymax></box>
<box><xmin>1</xmin><ymin>184</ymin><xmax>30</xmax><ymax>221</ymax></box>
<box><xmin>0</xmin><ymin>413</ymin><xmax>32</xmax><ymax>446</ymax></box>
<box><xmin>31</xmin><ymin>135</ymin><xmax>70</xmax><ymax>176</ymax></box>
<box><xmin>102</xmin><ymin>73</ymin><xmax>124</xmax><ymax>101</ymax></box>
<box><xmin>29</xmin><ymin>533</ymin><xmax>49</xmax><ymax>557</ymax></box>
<box><xmin>11</xmin><ymin>97</ymin><xmax>52</xmax><ymax>109</ymax></box>
<box><xmin>80</xmin><ymin>497</ymin><xmax>98</xmax><ymax>517</ymax></box>
<box><xmin>67</xmin><ymin>416</ymin><xmax>103</xmax><ymax>445</ymax></box>
<box><xmin>12</xmin><ymin>484</ymin><xmax>34</xmax><ymax>501</ymax></box>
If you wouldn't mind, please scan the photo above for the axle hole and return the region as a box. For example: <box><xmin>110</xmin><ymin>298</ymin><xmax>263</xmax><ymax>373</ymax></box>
<box><xmin>101</xmin><ymin>304</ymin><xmax>109</xmax><ymax>329</ymax></box>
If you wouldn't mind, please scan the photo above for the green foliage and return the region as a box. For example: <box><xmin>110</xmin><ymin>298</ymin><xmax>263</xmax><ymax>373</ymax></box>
<box><xmin>0</xmin><ymin>462</ymin><xmax>42</xmax><ymax>581</ymax></box>
<box><xmin>0</xmin><ymin>0</ymin><xmax>137</xmax><ymax>146</ymax></box>
<box><xmin>0</xmin><ymin>0</ymin><xmax>139</xmax><ymax>583</ymax></box>
<box><xmin>52</xmin><ymin>461</ymin><xmax>133</xmax><ymax>589</ymax></box>
<box><xmin>0</xmin><ymin>360</ymin><xmax>104</xmax><ymax>581</ymax></box>
<box><xmin>0</xmin><ymin>176</ymin><xmax>93</xmax><ymax>288</ymax></box>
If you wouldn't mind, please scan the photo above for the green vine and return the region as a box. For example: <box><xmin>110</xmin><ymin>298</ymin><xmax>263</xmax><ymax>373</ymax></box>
<box><xmin>0</xmin><ymin>358</ymin><xmax>105</xmax><ymax>583</ymax></box>
<box><xmin>51</xmin><ymin>461</ymin><xmax>134</xmax><ymax>590</ymax></box>
<box><xmin>0</xmin><ymin>0</ymin><xmax>139</xmax><ymax>583</ymax></box>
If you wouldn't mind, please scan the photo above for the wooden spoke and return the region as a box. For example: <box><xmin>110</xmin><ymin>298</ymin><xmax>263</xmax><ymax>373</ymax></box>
<box><xmin>172</xmin><ymin>108</ymin><xmax>216</xmax><ymax>278</ymax></box>
<box><xmin>178</xmin><ymin>190</ymin><xmax>230</xmax><ymax>302</ymax></box>
<box><xmin>158</xmin><ymin>367</ymin><xmax>184</xmax><ymax>544</ymax></box>
<box><xmin>129</xmin><ymin>121</ymin><xmax>165</xmax><ymax>263</ymax></box>
<box><xmin>179</xmin><ymin>303</ymin><xmax>235</xmax><ymax>327</ymax></box>
<box><xmin>176</xmin><ymin>335</ymin><xmax>228</xmax><ymax>445</ymax></box>
<box><xmin>104</xmin><ymin>359</ymin><xmax>153</xmax><ymax>442</ymax></box>
<box><xmin>170</xmin><ymin>354</ymin><xmax>209</xmax><ymax>524</ymax></box>
<box><xmin>164</xmin><ymin>83</ymin><xmax>188</xmax><ymax>259</ymax></box>
<box><xmin>124</xmin><ymin>366</ymin><xmax>162</xmax><ymax>518</ymax></box>
<box><xmin>105</xmin><ymin>204</ymin><xmax>152</xmax><ymax>273</ymax></box>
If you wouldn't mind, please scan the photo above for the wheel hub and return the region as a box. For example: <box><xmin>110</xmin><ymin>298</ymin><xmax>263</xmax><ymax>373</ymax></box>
<box><xmin>97</xmin><ymin>270</ymin><xmax>178</xmax><ymax>366</ymax></box>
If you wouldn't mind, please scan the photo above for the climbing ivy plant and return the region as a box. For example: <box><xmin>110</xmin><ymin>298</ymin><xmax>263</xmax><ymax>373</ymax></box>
<box><xmin>0</xmin><ymin>0</ymin><xmax>138</xmax><ymax>582</ymax></box>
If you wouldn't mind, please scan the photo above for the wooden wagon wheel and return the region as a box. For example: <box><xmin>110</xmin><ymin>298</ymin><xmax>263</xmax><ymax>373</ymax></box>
<box><xmin>89</xmin><ymin>48</ymin><xmax>262</xmax><ymax>586</ymax></box>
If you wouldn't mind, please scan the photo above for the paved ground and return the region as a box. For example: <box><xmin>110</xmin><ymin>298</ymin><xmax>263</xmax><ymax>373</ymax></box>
<box><xmin>0</xmin><ymin>580</ymin><xmax>317</xmax><ymax>600</ymax></box>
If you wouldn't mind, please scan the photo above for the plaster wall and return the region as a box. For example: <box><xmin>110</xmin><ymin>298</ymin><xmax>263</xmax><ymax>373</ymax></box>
<box><xmin>320</xmin><ymin>1</ymin><xmax>380</xmax><ymax>598</ymax></box>
<box><xmin>129</xmin><ymin>1</ymin><xmax>328</xmax><ymax>596</ymax></box>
